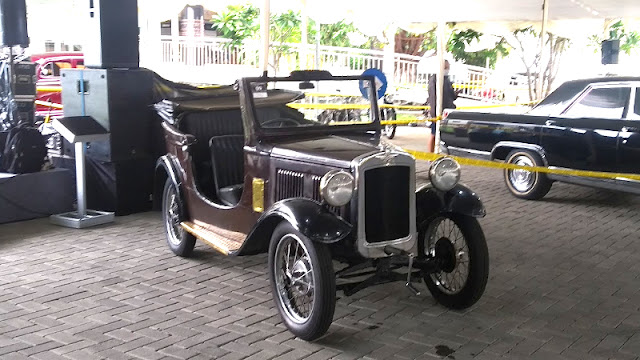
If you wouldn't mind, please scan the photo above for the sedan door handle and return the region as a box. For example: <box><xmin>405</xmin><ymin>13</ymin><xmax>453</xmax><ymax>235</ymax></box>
<box><xmin>545</xmin><ymin>120</ymin><xmax>556</xmax><ymax>126</ymax></box>
<box><xmin>622</xmin><ymin>126</ymin><xmax>639</xmax><ymax>132</ymax></box>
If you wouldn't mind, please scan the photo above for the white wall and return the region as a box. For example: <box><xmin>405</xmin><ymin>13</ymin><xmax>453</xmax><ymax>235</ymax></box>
<box><xmin>25</xmin><ymin>0</ymin><xmax>88</xmax><ymax>53</ymax></box>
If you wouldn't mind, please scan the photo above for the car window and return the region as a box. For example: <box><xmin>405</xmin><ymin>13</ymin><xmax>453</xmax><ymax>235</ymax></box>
<box><xmin>40</xmin><ymin>63</ymin><xmax>54</xmax><ymax>77</ymax></box>
<box><xmin>251</xmin><ymin>80</ymin><xmax>376</xmax><ymax>129</ymax></box>
<box><xmin>564</xmin><ymin>87</ymin><xmax>630</xmax><ymax>119</ymax></box>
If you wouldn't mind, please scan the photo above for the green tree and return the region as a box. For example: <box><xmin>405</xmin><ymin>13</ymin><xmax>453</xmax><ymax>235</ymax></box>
<box><xmin>507</xmin><ymin>27</ymin><xmax>570</xmax><ymax>101</ymax></box>
<box><xmin>212</xmin><ymin>4</ymin><xmax>259</xmax><ymax>47</ymax></box>
<box><xmin>448</xmin><ymin>29</ymin><xmax>509</xmax><ymax>68</ymax></box>
<box><xmin>269</xmin><ymin>10</ymin><xmax>302</xmax><ymax>73</ymax></box>
<box><xmin>307</xmin><ymin>20</ymin><xmax>358</xmax><ymax>48</ymax></box>
<box><xmin>420</xmin><ymin>27</ymin><xmax>509</xmax><ymax>69</ymax></box>
<box><xmin>589</xmin><ymin>20</ymin><xmax>640</xmax><ymax>55</ymax></box>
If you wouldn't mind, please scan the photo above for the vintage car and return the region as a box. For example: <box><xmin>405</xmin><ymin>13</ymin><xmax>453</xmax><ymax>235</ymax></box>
<box><xmin>154</xmin><ymin>70</ymin><xmax>489</xmax><ymax>340</ymax></box>
<box><xmin>441</xmin><ymin>77</ymin><xmax>640</xmax><ymax>200</ymax></box>
<box><xmin>31</xmin><ymin>52</ymin><xmax>84</xmax><ymax>118</ymax></box>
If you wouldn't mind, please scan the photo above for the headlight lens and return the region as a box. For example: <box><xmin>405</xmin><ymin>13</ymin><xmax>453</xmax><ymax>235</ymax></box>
<box><xmin>429</xmin><ymin>157</ymin><xmax>461</xmax><ymax>191</ymax></box>
<box><xmin>320</xmin><ymin>170</ymin><xmax>354</xmax><ymax>207</ymax></box>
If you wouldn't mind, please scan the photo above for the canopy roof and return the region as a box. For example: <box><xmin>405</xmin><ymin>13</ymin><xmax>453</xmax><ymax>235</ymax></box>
<box><xmin>144</xmin><ymin>0</ymin><xmax>640</xmax><ymax>24</ymax></box>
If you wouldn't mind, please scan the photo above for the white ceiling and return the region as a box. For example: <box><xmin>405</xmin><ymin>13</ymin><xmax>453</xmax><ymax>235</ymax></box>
<box><xmin>143</xmin><ymin>0</ymin><xmax>640</xmax><ymax>33</ymax></box>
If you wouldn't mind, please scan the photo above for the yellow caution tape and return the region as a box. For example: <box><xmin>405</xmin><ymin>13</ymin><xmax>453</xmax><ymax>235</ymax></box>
<box><xmin>404</xmin><ymin>149</ymin><xmax>640</xmax><ymax>182</ymax></box>
<box><xmin>36</xmin><ymin>86</ymin><xmax>62</xmax><ymax>93</ymax></box>
<box><xmin>288</xmin><ymin>103</ymin><xmax>371</xmax><ymax>110</ymax></box>
<box><xmin>381</xmin><ymin>117</ymin><xmax>439</xmax><ymax>125</ymax></box>
<box><xmin>289</xmin><ymin>101</ymin><xmax>535</xmax><ymax>111</ymax></box>
<box><xmin>35</xmin><ymin>100</ymin><xmax>64</xmax><ymax>109</ymax></box>
<box><xmin>305</xmin><ymin>92</ymin><xmax>360</xmax><ymax>98</ymax></box>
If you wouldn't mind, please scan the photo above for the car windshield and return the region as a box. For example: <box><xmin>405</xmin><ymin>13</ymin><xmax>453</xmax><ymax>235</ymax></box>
<box><xmin>250</xmin><ymin>79</ymin><xmax>377</xmax><ymax>129</ymax></box>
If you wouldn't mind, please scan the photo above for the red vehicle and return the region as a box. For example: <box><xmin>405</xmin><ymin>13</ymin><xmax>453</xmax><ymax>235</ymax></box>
<box><xmin>31</xmin><ymin>52</ymin><xmax>84</xmax><ymax>119</ymax></box>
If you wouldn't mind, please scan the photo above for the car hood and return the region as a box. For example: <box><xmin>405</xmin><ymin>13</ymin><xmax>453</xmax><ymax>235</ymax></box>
<box><xmin>269</xmin><ymin>135</ymin><xmax>387</xmax><ymax>168</ymax></box>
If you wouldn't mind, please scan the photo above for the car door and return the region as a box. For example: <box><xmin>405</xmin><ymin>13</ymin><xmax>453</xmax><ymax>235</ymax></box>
<box><xmin>540</xmin><ymin>85</ymin><xmax>629</xmax><ymax>172</ymax></box>
<box><xmin>617</xmin><ymin>86</ymin><xmax>640</xmax><ymax>174</ymax></box>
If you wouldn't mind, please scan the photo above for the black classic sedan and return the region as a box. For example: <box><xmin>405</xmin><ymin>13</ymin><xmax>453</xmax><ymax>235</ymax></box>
<box><xmin>441</xmin><ymin>76</ymin><xmax>640</xmax><ymax>199</ymax></box>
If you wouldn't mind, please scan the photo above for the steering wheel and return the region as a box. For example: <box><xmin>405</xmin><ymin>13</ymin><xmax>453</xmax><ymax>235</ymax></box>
<box><xmin>261</xmin><ymin>118</ymin><xmax>299</xmax><ymax>128</ymax></box>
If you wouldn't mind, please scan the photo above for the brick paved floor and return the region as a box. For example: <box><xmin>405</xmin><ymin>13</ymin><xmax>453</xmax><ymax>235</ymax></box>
<box><xmin>1</xmin><ymin>127</ymin><xmax>640</xmax><ymax>359</ymax></box>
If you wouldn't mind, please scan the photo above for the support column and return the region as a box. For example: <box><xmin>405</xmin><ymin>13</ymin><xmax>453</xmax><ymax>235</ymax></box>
<box><xmin>300</xmin><ymin>0</ymin><xmax>308</xmax><ymax>69</ymax></box>
<box><xmin>260</xmin><ymin>0</ymin><xmax>270</xmax><ymax>74</ymax></box>
<box><xmin>315</xmin><ymin>20</ymin><xmax>321</xmax><ymax>69</ymax></box>
<box><xmin>382</xmin><ymin>25</ymin><xmax>396</xmax><ymax>90</ymax></box>
<box><xmin>171</xmin><ymin>12</ymin><xmax>180</xmax><ymax>64</ymax></box>
<box><xmin>537</xmin><ymin>0</ymin><xmax>549</xmax><ymax>100</ymax></box>
<box><xmin>434</xmin><ymin>20</ymin><xmax>446</xmax><ymax>154</ymax></box>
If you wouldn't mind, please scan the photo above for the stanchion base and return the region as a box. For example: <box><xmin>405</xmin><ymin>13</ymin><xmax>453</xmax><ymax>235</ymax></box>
<box><xmin>50</xmin><ymin>210</ymin><xmax>115</xmax><ymax>229</ymax></box>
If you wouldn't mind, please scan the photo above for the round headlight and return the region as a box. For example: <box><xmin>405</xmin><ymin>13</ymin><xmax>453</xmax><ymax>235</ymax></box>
<box><xmin>319</xmin><ymin>170</ymin><xmax>354</xmax><ymax>207</ymax></box>
<box><xmin>429</xmin><ymin>157</ymin><xmax>461</xmax><ymax>191</ymax></box>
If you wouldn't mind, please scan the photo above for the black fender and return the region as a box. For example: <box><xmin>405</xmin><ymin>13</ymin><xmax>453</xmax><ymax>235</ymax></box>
<box><xmin>153</xmin><ymin>155</ymin><xmax>182</xmax><ymax>210</ymax></box>
<box><xmin>491</xmin><ymin>141</ymin><xmax>548</xmax><ymax>165</ymax></box>
<box><xmin>236</xmin><ymin>198</ymin><xmax>352</xmax><ymax>256</ymax></box>
<box><xmin>416</xmin><ymin>183</ymin><xmax>486</xmax><ymax>225</ymax></box>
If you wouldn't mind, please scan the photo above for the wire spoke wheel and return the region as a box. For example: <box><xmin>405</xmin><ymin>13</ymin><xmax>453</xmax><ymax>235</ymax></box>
<box><xmin>274</xmin><ymin>234</ymin><xmax>315</xmax><ymax>324</ymax></box>
<box><xmin>420</xmin><ymin>214</ymin><xmax>489</xmax><ymax>309</ymax></box>
<box><xmin>427</xmin><ymin>217</ymin><xmax>470</xmax><ymax>295</ymax></box>
<box><xmin>161</xmin><ymin>179</ymin><xmax>195</xmax><ymax>257</ymax></box>
<box><xmin>165</xmin><ymin>189</ymin><xmax>184</xmax><ymax>247</ymax></box>
<box><xmin>268</xmin><ymin>222</ymin><xmax>335</xmax><ymax>341</ymax></box>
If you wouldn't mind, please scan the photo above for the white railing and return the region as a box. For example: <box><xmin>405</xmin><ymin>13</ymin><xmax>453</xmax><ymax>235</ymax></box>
<box><xmin>148</xmin><ymin>36</ymin><xmax>525</xmax><ymax>104</ymax></box>
<box><xmin>155</xmin><ymin>36</ymin><xmax>421</xmax><ymax>86</ymax></box>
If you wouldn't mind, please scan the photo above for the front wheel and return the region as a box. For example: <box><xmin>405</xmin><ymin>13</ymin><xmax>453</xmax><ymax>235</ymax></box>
<box><xmin>268</xmin><ymin>222</ymin><xmax>336</xmax><ymax>341</ymax></box>
<box><xmin>420</xmin><ymin>214</ymin><xmax>489</xmax><ymax>309</ymax></box>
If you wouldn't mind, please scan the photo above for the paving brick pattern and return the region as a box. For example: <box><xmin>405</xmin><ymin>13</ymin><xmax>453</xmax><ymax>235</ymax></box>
<box><xmin>2</xmin><ymin>129</ymin><xmax>640</xmax><ymax>359</ymax></box>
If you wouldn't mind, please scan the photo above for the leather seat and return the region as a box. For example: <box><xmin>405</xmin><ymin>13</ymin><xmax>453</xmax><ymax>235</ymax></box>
<box><xmin>209</xmin><ymin>135</ymin><xmax>244</xmax><ymax>206</ymax></box>
<box><xmin>179</xmin><ymin>109</ymin><xmax>243</xmax><ymax>199</ymax></box>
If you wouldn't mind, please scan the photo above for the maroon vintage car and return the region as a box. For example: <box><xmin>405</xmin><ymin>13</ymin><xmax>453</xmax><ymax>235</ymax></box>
<box><xmin>31</xmin><ymin>52</ymin><xmax>83</xmax><ymax>118</ymax></box>
<box><xmin>154</xmin><ymin>70</ymin><xmax>489</xmax><ymax>340</ymax></box>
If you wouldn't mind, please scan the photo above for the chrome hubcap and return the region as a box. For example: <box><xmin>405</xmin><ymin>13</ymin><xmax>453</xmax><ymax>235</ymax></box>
<box><xmin>509</xmin><ymin>155</ymin><xmax>535</xmax><ymax>192</ymax></box>
<box><xmin>426</xmin><ymin>218</ymin><xmax>470</xmax><ymax>295</ymax></box>
<box><xmin>164</xmin><ymin>187</ymin><xmax>183</xmax><ymax>246</ymax></box>
<box><xmin>274</xmin><ymin>234</ymin><xmax>314</xmax><ymax>324</ymax></box>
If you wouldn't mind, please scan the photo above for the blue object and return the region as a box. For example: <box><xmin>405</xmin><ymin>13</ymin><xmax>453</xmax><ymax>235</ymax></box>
<box><xmin>359</xmin><ymin>68</ymin><xmax>387</xmax><ymax>100</ymax></box>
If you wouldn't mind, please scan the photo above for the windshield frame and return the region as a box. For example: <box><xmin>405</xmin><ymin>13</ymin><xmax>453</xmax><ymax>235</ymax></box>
<box><xmin>240</xmin><ymin>73</ymin><xmax>381</xmax><ymax>140</ymax></box>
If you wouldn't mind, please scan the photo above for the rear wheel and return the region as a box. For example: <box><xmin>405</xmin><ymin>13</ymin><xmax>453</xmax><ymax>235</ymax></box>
<box><xmin>504</xmin><ymin>150</ymin><xmax>552</xmax><ymax>200</ymax></box>
<box><xmin>269</xmin><ymin>222</ymin><xmax>335</xmax><ymax>341</ymax></box>
<box><xmin>162</xmin><ymin>179</ymin><xmax>196</xmax><ymax>257</ymax></box>
<box><xmin>420</xmin><ymin>214</ymin><xmax>489</xmax><ymax>309</ymax></box>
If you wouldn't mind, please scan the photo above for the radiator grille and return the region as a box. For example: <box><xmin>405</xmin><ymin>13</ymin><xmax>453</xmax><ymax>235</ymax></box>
<box><xmin>275</xmin><ymin>169</ymin><xmax>304</xmax><ymax>201</ymax></box>
<box><xmin>274</xmin><ymin>169</ymin><xmax>347</xmax><ymax>219</ymax></box>
<box><xmin>364</xmin><ymin>166</ymin><xmax>410</xmax><ymax>243</ymax></box>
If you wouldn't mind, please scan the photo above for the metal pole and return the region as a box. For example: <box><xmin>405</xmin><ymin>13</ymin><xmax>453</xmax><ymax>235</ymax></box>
<box><xmin>75</xmin><ymin>142</ymin><xmax>87</xmax><ymax>217</ymax></box>
<box><xmin>315</xmin><ymin>20</ymin><xmax>320</xmax><ymax>69</ymax></box>
<box><xmin>260</xmin><ymin>0</ymin><xmax>270</xmax><ymax>74</ymax></box>
<box><xmin>300</xmin><ymin>0</ymin><xmax>308</xmax><ymax>69</ymax></box>
<box><xmin>537</xmin><ymin>0</ymin><xmax>549</xmax><ymax>100</ymax></box>
<box><xmin>434</xmin><ymin>20</ymin><xmax>446</xmax><ymax>154</ymax></box>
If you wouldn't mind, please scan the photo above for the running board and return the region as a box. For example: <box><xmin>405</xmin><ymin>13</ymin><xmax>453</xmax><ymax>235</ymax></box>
<box><xmin>180</xmin><ymin>221</ymin><xmax>244</xmax><ymax>255</ymax></box>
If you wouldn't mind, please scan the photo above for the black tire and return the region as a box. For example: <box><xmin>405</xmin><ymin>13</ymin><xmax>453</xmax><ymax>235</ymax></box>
<box><xmin>268</xmin><ymin>222</ymin><xmax>336</xmax><ymax>341</ymax></box>
<box><xmin>420</xmin><ymin>214</ymin><xmax>489</xmax><ymax>309</ymax></box>
<box><xmin>162</xmin><ymin>178</ymin><xmax>196</xmax><ymax>257</ymax></box>
<box><xmin>381</xmin><ymin>109</ymin><xmax>397</xmax><ymax>139</ymax></box>
<box><xmin>383</xmin><ymin>124</ymin><xmax>397</xmax><ymax>139</ymax></box>
<box><xmin>504</xmin><ymin>150</ymin><xmax>552</xmax><ymax>200</ymax></box>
